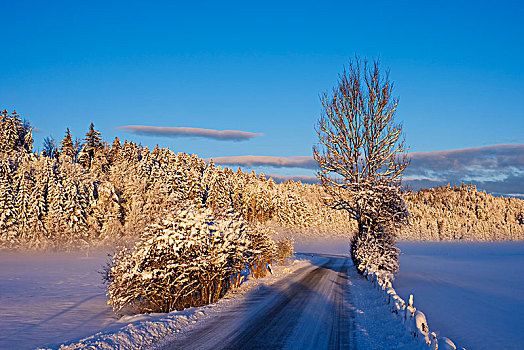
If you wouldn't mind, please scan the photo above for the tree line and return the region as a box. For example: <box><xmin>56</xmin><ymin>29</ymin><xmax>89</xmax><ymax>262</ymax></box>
<box><xmin>0</xmin><ymin>109</ymin><xmax>522</xmax><ymax>251</ymax></box>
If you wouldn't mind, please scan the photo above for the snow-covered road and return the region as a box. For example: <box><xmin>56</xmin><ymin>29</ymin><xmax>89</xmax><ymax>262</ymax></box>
<box><xmin>154</xmin><ymin>255</ymin><xmax>355</xmax><ymax>349</ymax></box>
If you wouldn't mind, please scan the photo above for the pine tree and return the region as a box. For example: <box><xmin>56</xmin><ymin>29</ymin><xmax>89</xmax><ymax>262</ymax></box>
<box><xmin>77</xmin><ymin>146</ymin><xmax>90</xmax><ymax>168</ymax></box>
<box><xmin>0</xmin><ymin>161</ymin><xmax>17</xmax><ymax>245</ymax></box>
<box><xmin>42</xmin><ymin>136</ymin><xmax>57</xmax><ymax>158</ymax></box>
<box><xmin>14</xmin><ymin>167</ymin><xmax>32</xmax><ymax>238</ymax></box>
<box><xmin>60</xmin><ymin>128</ymin><xmax>75</xmax><ymax>160</ymax></box>
<box><xmin>0</xmin><ymin>110</ymin><xmax>23</xmax><ymax>154</ymax></box>
<box><xmin>83</xmin><ymin>122</ymin><xmax>102</xmax><ymax>165</ymax></box>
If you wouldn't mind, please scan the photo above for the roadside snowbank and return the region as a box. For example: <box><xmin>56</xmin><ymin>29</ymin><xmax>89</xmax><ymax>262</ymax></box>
<box><xmin>364</xmin><ymin>269</ymin><xmax>464</xmax><ymax>349</ymax></box>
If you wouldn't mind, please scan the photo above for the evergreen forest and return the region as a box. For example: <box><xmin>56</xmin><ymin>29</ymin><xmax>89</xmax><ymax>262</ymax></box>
<box><xmin>1</xmin><ymin>109</ymin><xmax>523</xmax><ymax>251</ymax></box>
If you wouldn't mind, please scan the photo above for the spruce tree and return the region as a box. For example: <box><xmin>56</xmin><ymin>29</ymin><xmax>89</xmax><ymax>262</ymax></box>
<box><xmin>0</xmin><ymin>162</ymin><xmax>17</xmax><ymax>244</ymax></box>
<box><xmin>77</xmin><ymin>146</ymin><xmax>90</xmax><ymax>168</ymax></box>
<box><xmin>20</xmin><ymin>120</ymin><xmax>34</xmax><ymax>153</ymax></box>
<box><xmin>0</xmin><ymin>110</ymin><xmax>22</xmax><ymax>154</ymax></box>
<box><xmin>60</xmin><ymin>128</ymin><xmax>75</xmax><ymax>160</ymax></box>
<box><xmin>23</xmin><ymin>127</ymin><xmax>34</xmax><ymax>153</ymax></box>
<box><xmin>109</xmin><ymin>137</ymin><xmax>121</xmax><ymax>164</ymax></box>
<box><xmin>14</xmin><ymin>169</ymin><xmax>32</xmax><ymax>237</ymax></box>
<box><xmin>84</xmin><ymin>122</ymin><xmax>102</xmax><ymax>162</ymax></box>
<box><xmin>62</xmin><ymin>179</ymin><xmax>89</xmax><ymax>243</ymax></box>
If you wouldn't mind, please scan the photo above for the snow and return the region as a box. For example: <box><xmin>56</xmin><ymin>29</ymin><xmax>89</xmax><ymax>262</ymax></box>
<box><xmin>3</xmin><ymin>239</ymin><xmax>523</xmax><ymax>349</ymax></box>
<box><xmin>0</xmin><ymin>251</ymin><xmax>119</xmax><ymax>350</ymax></box>
<box><xmin>0</xmin><ymin>249</ymin><xmax>307</xmax><ymax>350</ymax></box>
<box><xmin>395</xmin><ymin>241</ymin><xmax>524</xmax><ymax>350</ymax></box>
<box><xmin>348</xmin><ymin>264</ymin><xmax>422</xmax><ymax>349</ymax></box>
<box><xmin>293</xmin><ymin>235</ymin><xmax>350</xmax><ymax>255</ymax></box>
<box><xmin>51</xmin><ymin>258</ymin><xmax>310</xmax><ymax>349</ymax></box>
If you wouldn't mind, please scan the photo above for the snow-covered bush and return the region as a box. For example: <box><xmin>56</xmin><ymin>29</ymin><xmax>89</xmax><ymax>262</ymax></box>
<box><xmin>275</xmin><ymin>237</ymin><xmax>294</xmax><ymax>264</ymax></box>
<box><xmin>348</xmin><ymin>178</ymin><xmax>408</xmax><ymax>274</ymax></box>
<box><xmin>106</xmin><ymin>205</ymin><xmax>252</xmax><ymax>314</ymax></box>
<box><xmin>246</xmin><ymin>224</ymin><xmax>276</xmax><ymax>278</ymax></box>
<box><xmin>351</xmin><ymin>230</ymin><xmax>400</xmax><ymax>274</ymax></box>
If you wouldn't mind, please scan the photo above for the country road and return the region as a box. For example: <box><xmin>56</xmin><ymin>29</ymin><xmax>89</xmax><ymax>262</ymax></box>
<box><xmin>155</xmin><ymin>255</ymin><xmax>356</xmax><ymax>350</ymax></box>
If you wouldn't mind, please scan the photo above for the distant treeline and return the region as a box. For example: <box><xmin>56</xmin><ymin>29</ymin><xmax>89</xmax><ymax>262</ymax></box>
<box><xmin>0</xmin><ymin>109</ymin><xmax>522</xmax><ymax>249</ymax></box>
<box><xmin>402</xmin><ymin>184</ymin><xmax>524</xmax><ymax>241</ymax></box>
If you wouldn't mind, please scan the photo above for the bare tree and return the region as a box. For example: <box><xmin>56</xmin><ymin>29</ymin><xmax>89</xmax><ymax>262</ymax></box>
<box><xmin>313</xmin><ymin>57</ymin><xmax>409</xmax><ymax>274</ymax></box>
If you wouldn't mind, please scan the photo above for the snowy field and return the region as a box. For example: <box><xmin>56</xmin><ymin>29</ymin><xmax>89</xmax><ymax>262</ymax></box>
<box><xmin>293</xmin><ymin>236</ymin><xmax>350</xmax><ymax>256</ymax></box>
<box><xmin>395</xmin><ymin>241</ymin><xmax>524</xmax><ymax>350</ymax></box>
<box><xmin>1</xmin><ymin>238</ymin><xmax>523</xmax><ymax>349</ymax></box>
<box><xmin>0</xmin><ymin>251</ymin><xmax>120</xmax><ymax>349</ymax></box>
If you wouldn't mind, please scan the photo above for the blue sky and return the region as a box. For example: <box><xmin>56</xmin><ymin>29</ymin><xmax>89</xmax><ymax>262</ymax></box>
<box><xmin>1</xmin><ymin>0</ymin><xmax>523</xmax><ymax>195</ymax></box>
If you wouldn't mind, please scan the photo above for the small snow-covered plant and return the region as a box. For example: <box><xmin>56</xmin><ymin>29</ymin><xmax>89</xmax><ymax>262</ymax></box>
<box><xmin>351</xmin><ymin>229</ymin><xmax>399</xmax><ymax>274</ymax></box>
<box><xmin>275</xmin><ymin>237</ymin><xmax>294</xmax><ymax>264</ymax></box>
<box><xmin>106</xmin><ymin>205</ymin><xmax>252</xmax><ymax>314</ymax></box>
<box><xmin>246</xmin><ymin>225</ymin><xmax>276</xmax><ymax>279</ymax></box>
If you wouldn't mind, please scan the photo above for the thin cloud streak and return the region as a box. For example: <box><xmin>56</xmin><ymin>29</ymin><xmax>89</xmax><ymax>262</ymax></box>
<box><xmin>211</xmin><ymin>143</ymin><xmax>524</xmax><ymax>171</ymax></box>
<box><xmin>407</xmin><ymin>144</ymin><xmax>524</xmax><ymax>173</ymax></box>
<box><xmin>117</xmin><ymin>125</ymin><xmax>263</xmax><ymax>141</ymax></box>
<box><xmin>210</xmin><ymin>155</ymin><xmax>317</xmax><ymax>168</ymax></box>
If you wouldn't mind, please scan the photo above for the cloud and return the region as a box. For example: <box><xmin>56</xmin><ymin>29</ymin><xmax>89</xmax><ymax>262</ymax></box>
<box><xmin>209</xmin><ymin>155</ymin><xmax>317</xmax><ymax>168</ymax></box>
<box><xmin>407</xmin><ymin>144</ymin><xmax>524</xmax><ymax>174</ymax></box>
<box><xmin>404</xmin><ymin>144</ymin><xmax>524</xmax><ymax>195</ymax></box>
<box><xmin>210</xmin><ymin>144</ymin><xmax>524</xmax><ymax>196</ymax></box>
<box><xmin>116</xmin><ymin>125</ymin><xmax>263</xmax><ymax>141</ymax></box>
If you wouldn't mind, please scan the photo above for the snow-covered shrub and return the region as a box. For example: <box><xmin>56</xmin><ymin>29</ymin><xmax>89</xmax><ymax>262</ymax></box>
<box><xmin>319</xmin><ymin>177</ymin><xmax>408</xmax><ymax>275</ymax></box>
<box><xmin>348</xmin><ymin>178</ymin><xmax>407</xmax><ymax>275</ymax></box>
<box><xmin>246</xmin><ymin>225</ymin><xmax>276</xmax><ymax>279</ymax></box>
<box><xmin>275</xmin><ymin>237</ymin><xmax>294</xmax><ymax>264</ymax></box>
<box><xmin>106</xmin><ymin>205</ymin><xmax>251</xmax><ymax>314</ymax></box>
<box><xmin>351</xmin><ymin>230</ymin><xmax>400</xmax><ymax>274</ymax></box>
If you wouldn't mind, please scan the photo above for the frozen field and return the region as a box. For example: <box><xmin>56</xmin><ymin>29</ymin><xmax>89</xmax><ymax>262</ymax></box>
<box><xmin>395</xmin><ymin>241</ymin><xmax>524</xmax><ymax>350</ymax></box>
<box><xmin>0</xmin><ymin>251</ymin><xmax>119</xmax><ymax>349</ymax></box>
<box><xmin>1</xmin><ymin>238</ymin><xmax>523</xmax><ymax>349</ymax></box>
